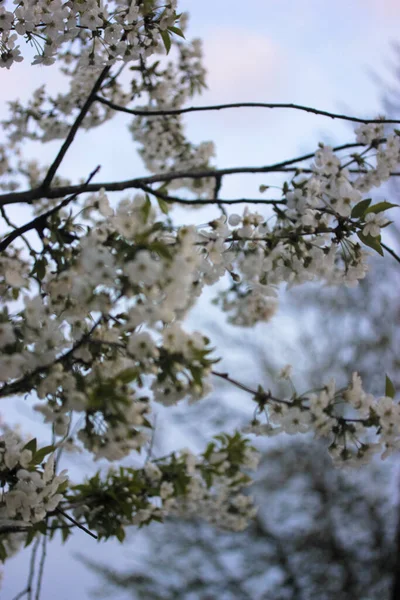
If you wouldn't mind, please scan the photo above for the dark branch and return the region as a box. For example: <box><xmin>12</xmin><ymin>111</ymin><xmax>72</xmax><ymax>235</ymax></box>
<box><xmin>0</xmin><ymin>142</ymin><xmax>368</xmax><ymax>207</ymax></box>
<box><xmin>41</xmin><ymin>67</ymin><xmax>110</xmax><ymax>189</ymax></box>
<box><xmin>381</xmin><ymin>242</ymin><xmax>400</xmax><ymax>264</ymax></box>
<box><xmin>0</xmin><ymin>315</ymin><xmax>104</xmax><ymax>399</ymax></box>
<box><xmin>138</xmin><ymin>183</ymin><xmax>285</xmax><ymax>206</ymax></box>
<box><xmin>55</xmin><ymin>508</ymin><xmax>98</xmax><ymax>540</ymax></box>
<box><xmin>0</xmin><ymin>166</ymin><xmax>100</xmax><ymax>253</ymax></box>
<box><xmin>95</xmin><ymin>95</ymin><xmax>400</xmax><ymax>124</ymax></box>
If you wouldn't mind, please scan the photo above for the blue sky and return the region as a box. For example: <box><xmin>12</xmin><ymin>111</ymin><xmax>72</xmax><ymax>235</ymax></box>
<box><xmin>2</xmin><ymin>1</ymin><xmax>400</xmax><ymax>598</ymax></box>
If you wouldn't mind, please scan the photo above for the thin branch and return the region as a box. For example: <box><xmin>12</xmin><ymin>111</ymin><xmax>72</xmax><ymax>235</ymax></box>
<box><xmin>211</xmin><ymin>370</ymin><xmax>370</xmax><ymax>427</ymax></box>
<box><xmin>0</xmin><ymin>314</ymin><xmax>104</xmax><ymax>399</ymax></box>
<box><xmin>55</xmin><ymin>508</ymin><xmax>98</xmax><ymax>540</ymax></box>
<box><xmin>0</xmin><ymin>206</ymin><xmax>36</xmax><ymax>254</ymax></box>
<box><xmin>0</xmin><ymin>142</ymin><xmax>368</xmax><ymax>207</ymax></box>
<box><xmin>212</xmin><ymin>369</ymin><xmax>291</xmax><ymax>405</ymax></box>
<box><xmin>11</xmin><ymin>535</ymin><xmax>41</xmax><ymax>600</ymax></box>
<box><xmin>138</xmin><ymin>183</ymin><xmax>285</xmax><ymax>206</ymax></box>
<box><xmin>381</xmin><ymin>242</ymin><xmax>400</xmax><ymax>264</ymax></box>
<box><xmin>95</xmin><ymin>95</ymin><xmax>400</xmax><ymax>124</ymax></box>
<box><xmin>12</xmin><ymin>589</ymin><xmax>31</xmax><ymax>600</ymax></box>
<box><xmin>41</xmin><ymin>68</ymin><xmax>110</xmax><ymax>189</ymax></box>
<box><xmin>34</xmin><ymin>530</ymin><xmax>47</xmax><ymax>600</ymax></box>
<box><xmin>0</xmin><ymin>166</ymin><xmax>100</xmax><ymax>253</ymax></box>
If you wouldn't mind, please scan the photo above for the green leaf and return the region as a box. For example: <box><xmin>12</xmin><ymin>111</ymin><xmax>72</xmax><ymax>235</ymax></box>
<box><xmin>23</xmin><ymin>438</ymin><xmax>37</xmax><ymax>455</ymax></box>
<box><xmin>34</xmin><ymin>257</ymin><xmax>47</xmax><ymax>281</ymax></box>
<box><xmin>116</xmin><ymin>527</ymin><xmax>126</xmax><ymax>542</ymax></box>
<box><xmin>61</xmin><ymin>524</ymin><xmax>71</xmax><ymax>543</ymax></box>
<box><xmin>356</xmin><ymin>231</ymin><xmax>384</xmax><ymax>256</ymax></box>
<box><xmin>160</xmin><ymin>30</ymin><xmax>171</xmax><ymax>54</ymax></box>
<box><xmin>149</xmin><ymin>241</ymin><xmax>172</xmax><ymax>259</ymax></box>
<box><xmin>189</xmin><ymin>365</ymin><xmax>203</xmax><ymax>387</ymax></box>
<box><xmin>141</xmin><ymin>194</ymin><xmax>152</xmax><ymax>223</ymax></box>
<box><xmin>351</xmin><ymin>198</ymin><xmax>371</xmax><ymax>219</ymax></box>
<box><xmin>157</xmin><ymin>196</ymin><xmax>170</xmax><ymax>214</ymax></box>
<box><xmin>168</xmin><ymin>26</ymin><xmax>185</xmax><ymax>39</ymax></box>
<box><xmin>33</xmin><ymin>445</ymin><xmax>55</xmax><ymax>465</ymax></box>
<box><xmin>117</xmin><ymin>368</ymin><xmax>139</xmax><ymax>384</ymax></box>
<box><xmin>0</xmin><ymin>542</ymin><xmax>7</xmax><ymax>562</ymax></box>
<box><xmin>385</xmin><ymin>374</ymin><xmax>396</xmax><ymax>399</ymax></box>
<box><xmin>365</xmin><ymin>201</ymin><xmax>398</xmax><ymax>215</ymax></box>
<box><xmin>24</xmin><ymin>528</ymin><xmax>37</xmax><ymax>548</ymax></box>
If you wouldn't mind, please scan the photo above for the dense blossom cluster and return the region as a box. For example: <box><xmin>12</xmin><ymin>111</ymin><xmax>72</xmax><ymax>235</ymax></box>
<box><xmin>129</xmin><ymin>37</ymin><xmax>216</xmax><ymax>196</ymax></box>
<box><xmin>243</xmin><ymin>370</ymin><xmax>400</xmax><ymax>466</ymax></box>
<box><xmin>69</xmin><ymin>435</ymin><xmax>259</xmax><ymax>541</ymax></box>
<box><xmin>0</xmin><ymin>3</ymin><xmax>399</xmax><ymax>593</ymax></box>
<box><xmin>0</xmin><ymin>431</ymin><xmax>67</xmax><ymax>530</ymax></box>
<box><xmin>0</xmin><ymin>0</ymin><xmax>179</xmax><ymax>68</ymax></box>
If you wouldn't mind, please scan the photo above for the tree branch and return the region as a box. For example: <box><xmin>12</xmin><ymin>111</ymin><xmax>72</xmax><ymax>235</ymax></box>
<box><xmin>34</xmin><ymin>529</ymin><xmax>47</xmax><ymax>600</ymax></box>
<box><xmin>138</xmin><ymin>183</ymin><xmax>286</xmax><ymax>206</ymax></box>
<box><xmin>95</xmin><ymin>95</ymin><xmax>400</xmax><ymax>124</ymax></box>
<box><xmin>55</xmin><ymin>508</ymin><xmax>98</xmax><ymax>540</ymax></box>
<box><xmin>381</xmin><ymin>242</ymin><xmax>400</xmax><ymax>264</ymax></box>
<box><xmin>0</xmin><ymin>166</ymin><xmax>100</xmax><ymax>253</ymax></box>
<box><xmin>0</xmin><ymin>314</ymin><xmax>104</xmax><ymax>399</ymax></box>
<box><xmin>41</xmin><ymin>67</ymin><xmax>110</xmax><ymax>189</ymax></box>
<box><xmin>0</xmin><ymin>142</ymin><xmax>369</xmax><ymax>207</ymax></box>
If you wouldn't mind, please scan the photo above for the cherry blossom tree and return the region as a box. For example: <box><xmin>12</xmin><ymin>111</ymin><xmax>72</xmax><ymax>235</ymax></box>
<box><xmin>0</xmin><ymin>1</ymin><xmax>400</xmax><ymax>597</ymax></box>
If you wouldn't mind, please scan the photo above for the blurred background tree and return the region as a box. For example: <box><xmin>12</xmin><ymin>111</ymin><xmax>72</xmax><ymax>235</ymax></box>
<box><xmin>84</xmin><ymin>438</ymin><xmax>395</xmax><ymax>600</ymax></box>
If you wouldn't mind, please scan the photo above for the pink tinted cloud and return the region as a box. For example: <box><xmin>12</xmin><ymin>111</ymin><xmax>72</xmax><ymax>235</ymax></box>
<box><xmin>201</xmin><ymin>27</ymin><xmax>285</xmax><ymax>104</ymax></box>
<box><xmin>365</xmin><ymin>0</ymin><xmax>400</xmax><ymax>16</ymax></box>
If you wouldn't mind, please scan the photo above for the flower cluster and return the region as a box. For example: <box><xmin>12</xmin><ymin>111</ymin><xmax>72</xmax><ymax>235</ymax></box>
<box><xmin>129</xmin><ymin>35</ymin><xmax>216</xmax><ymax>196</ymax></box>
<box><xmin>68</xmin><ymin>433</ymin><xmax>259</xmax><ymax>540</ymax></box>
<box><xmin>0</xmin><ymin>0</ymin><xmax>179</xmax><ymax>69</ymax></box>
<box><xmin>0</xmin><ymin>433</ymin><xmax>67</xmax><ymax>527</ymax></box>
<box><xmin>243</xmin><ymin>370</ymin><xmax>399</xmax><ymax>466</ymax></box>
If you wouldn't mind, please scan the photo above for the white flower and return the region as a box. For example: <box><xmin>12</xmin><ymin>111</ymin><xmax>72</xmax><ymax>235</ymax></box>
<box><xmin>278</xmin><ymin>364</ymin><xmax>293</xmax><ymax>380</ymax></box>
<box><xmin>281</xmin><ymin>407</ymin><xmax>311</xmax><ymax>434</ymax></box>
<box><xmin>125</xmin><ymin>251</ymin><xmax>162</xmax><ymax>286</ymax></box>
<box><xmin>160</xmin><ymin>481</ymin><xmax>174</xmax><ymax>499</ymax></box>
<box><xmin>363</xmin><ymin>213</ymin><xmax>389</xmax><ymax>237</ymax></box>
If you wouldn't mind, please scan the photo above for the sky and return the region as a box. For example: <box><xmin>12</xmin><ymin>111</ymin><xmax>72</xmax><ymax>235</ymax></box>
<box><xmin>2</xmin><ymin>1</ymin><xmax>400</xmax><ymax>598</ymax></box>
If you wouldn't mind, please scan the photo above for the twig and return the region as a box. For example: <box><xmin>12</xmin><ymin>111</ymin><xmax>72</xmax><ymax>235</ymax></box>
<box><xmin>34</xmin><ymin>529</ymin><xmax>47</xmax><ymax>600</ymax></box>
<box><xmin>0</xmin><ymin>142</ymin><xmax>370</xmax><ymax>207</ymax></box>
<box><xmin>0</xmin><ymin>166</ymin><xmax>100</xmax><ymax>253</ymax></box>
<box><xmin>146</xmin><ymin>414</ymin><xmax>157</xmax><ymax>462</ymax></box>
<box><xmin>381</xmin><ymin>242</ymin><xmax>400</xmax><ymax>264</ymax></box>
<box><xmin>138</xmin><ymin>183</ymin><xmax>285</xmax><ymax>206</ymax></box>
<box><xmin>95</xmin><ymin>96</ymin><xmax>400</xmax><ymax>124</ymax></box>
<box><xmin>0</xmin><ymin>314</ymin><xmax>104</xmax><ymax>399</ymax></box>
<box><xmin>42</xmin><ymin>68</ymin><xmax>110</xmax><ymax>189</ymax></box>
<box><xmin>55</xmin><ymin>508</ymin><xmax>98</xmax><ymax>540</ymax></box>
<box><xmin>0</xmin><ymin>206</ymin><xmax>36</xmax><ymax>254</ymax></box>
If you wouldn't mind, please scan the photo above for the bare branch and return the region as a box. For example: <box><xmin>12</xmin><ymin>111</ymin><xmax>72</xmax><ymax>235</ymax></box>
<box><xmin>0</xmin><ymin>142</ymin><xmax>368</xmax><ymax>207</ymax></box>
<box><xmin>381</xmin><ymin>242</ymin><xmax>400</xmax><ymax>264</ymax></box>
<box><xmin>34</xmin><ymin>530</ymin><xmax>47</xmax><ymax>600</ymax></box>
<box><xmin>41</xmin><ymin>67</ymin><xmax>110</xmax><ymax>189</ymax></box>
<box><xmin>55</xmin><ymin>508</ymin><xmax>98</xmax><ymax>540</ymax></box>
<box><xmin>0</xmin><ymin>166</ymin><xmax>100</xmax><ymax>253</ymax></box>
<box><xmin>95</xmin><ymin>95</ymin><xmax>400</xmax><ymax>124</ymax></box>
<box><xmin>138</xmin><ymin>183</ymin><xmax>286</xmax><ymax>206</ymax></box>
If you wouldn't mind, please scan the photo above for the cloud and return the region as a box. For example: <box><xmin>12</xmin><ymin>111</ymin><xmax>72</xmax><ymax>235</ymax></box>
<box><xmin>364</xmin><ymin>0</ymin><xmax>400</xmax><ymax>16</ymax></box>
<box><xmin>200</xmin><ymin>27</ymin><xmax>284</xmax><ymax>103</ymax></box>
